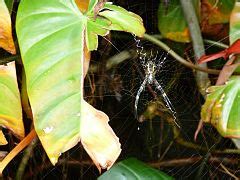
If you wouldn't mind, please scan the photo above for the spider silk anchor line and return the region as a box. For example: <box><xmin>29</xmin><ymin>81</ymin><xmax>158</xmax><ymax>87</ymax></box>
<box><xmin>133</xmin><ymin>35</ymin><xmax>180</xmax><ymax>128</ymax></box>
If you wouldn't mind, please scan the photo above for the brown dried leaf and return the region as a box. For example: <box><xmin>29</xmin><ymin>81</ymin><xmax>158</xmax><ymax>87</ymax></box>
<box><xmin>81</xmin><ymin>100</ymin><xmax>121</xmax><ymax>172</ymax></box>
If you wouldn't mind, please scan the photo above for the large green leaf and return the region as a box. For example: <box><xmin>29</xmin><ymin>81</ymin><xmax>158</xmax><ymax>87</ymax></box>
<box><xmin>0</xmin><ymin>62</ymin><xmax>24</xmax><ymax>144</ymax></box>
<box><xmin>16</xmin><ymin>0</ymin><xmax>145</xmax><ymax>165</ymax></box>
<box><xmin>202</xmin><ymin>76</ymin><xmax>240</xmax><ymax>138</ymax></box>
<box><xmin>98</xmin><ymin>158</ymin><xmax>173</xmax><ymax>180</ymax></box>
<box><xmin>17</xmin><ymin>0</ymin><xmax>85</xmax><ymax>165</ymax></box>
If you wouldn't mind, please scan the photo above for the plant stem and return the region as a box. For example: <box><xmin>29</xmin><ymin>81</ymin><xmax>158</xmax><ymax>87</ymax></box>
<box><xmin>91</xmin><ymin>35</ymin><xmax>228</xmax><ymax>75</ymax></box>
<box><xmin>180</xmin><ymin>0</ymin><xmax>210</xmax><ymax>96</ymax></box>
<box><xmin>16</xmin><ymin>138</ymin><xmax>37</xmax><ymax>180</ymax></box>
<box><xmin>153</xmin><ymin>34</ymin><xmax>229</xmax><ymax>49</ymax></box>
<box><xmin>203</xmin><ymin>39</ymin><xmax>228</xmax><ymax>49</ymax></box>
<box><xmin>143</xmin><ymin>34</ymin><xmax>220</xmax><ymax>74</ymax></box>
<box><xmin>0</xmin><ymin>130</ymin><xmax>36</xmax><ymax>174</ymax></box>
<box><xmin>149</xmin><ymin>156</ymin><xmax>239</xmax><ymax>168</ymax></box>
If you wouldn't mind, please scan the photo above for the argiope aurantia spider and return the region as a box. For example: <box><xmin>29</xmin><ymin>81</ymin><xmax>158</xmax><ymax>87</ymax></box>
<box><xmin>134</xmin><ymin>50</ymin><xmax>180</xmax><ymax>128</ymax></box>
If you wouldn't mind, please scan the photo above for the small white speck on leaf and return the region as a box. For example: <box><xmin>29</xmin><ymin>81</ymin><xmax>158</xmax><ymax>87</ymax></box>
<box><xmin>43</xmin><ymin>126</ymin><xmax>53</xmax><ymax>134</ymax></box>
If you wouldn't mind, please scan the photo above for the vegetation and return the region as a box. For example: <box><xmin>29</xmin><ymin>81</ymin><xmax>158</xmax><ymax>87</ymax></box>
<box><xmin>0</xmin><ymin>0</ymin><xmax>240</xmax><ymax>179</ymax></box>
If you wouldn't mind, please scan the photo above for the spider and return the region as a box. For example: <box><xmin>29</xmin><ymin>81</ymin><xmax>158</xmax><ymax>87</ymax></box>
<box><xmin>134</xmin><ymin>50</ymin><xmax>180</xmax><ymax>127</ymax></box>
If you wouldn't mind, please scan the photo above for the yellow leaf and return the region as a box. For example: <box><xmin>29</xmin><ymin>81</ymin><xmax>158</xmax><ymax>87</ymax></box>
<box><xmin>0</xmin><ymin>0</ymin><xmax>16</xmax><ymax>54</ymax></box>
<box><xmin>0</xmin><ymin>131</ymin><xmax>7</xmax><ymax>145</ymax></box>
<box><xmin>0</xmin><ymin>62</ymin><xmax>24</xmax><ymax>139</ymax></box>
<box><xmin>81</xmin><ymin>100</ymin><xmax>121</xmax><ymax>172</ymax></box>
<box><xmin>165</xmin><ymin>28</ymin><xmax>191</xmax><ymax>43</ymax></box>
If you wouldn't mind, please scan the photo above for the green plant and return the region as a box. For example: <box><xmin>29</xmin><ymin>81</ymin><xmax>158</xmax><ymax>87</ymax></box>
<box><xmin>0</xmin><ymin>0</ymin><xmax>146</xmax><ymax>174</ymax></box>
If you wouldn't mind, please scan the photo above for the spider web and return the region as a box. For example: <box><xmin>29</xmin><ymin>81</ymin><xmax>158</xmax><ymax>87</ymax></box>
<box><xmin>7</xmin><ymin>0</ymin><xmax>239</xmax><ymax>179</ymax></box>
<box><xmin>80</xmin><ymin>32</ymin><xmax>238</xmax><ymax>179</ymax></box>
<box><xmin>82</xmin><ymin>0</ymin><xmax>239</xmax><ymax>179</ymax></box>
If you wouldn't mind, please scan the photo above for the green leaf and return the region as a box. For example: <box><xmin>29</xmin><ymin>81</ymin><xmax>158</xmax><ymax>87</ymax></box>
<box><xmin>88</xmin><ymin>0</ymin><xmax>98</xmax><ymax>13</ymax></box>
<box><xmin>229</xmin><ymin>2</ymin><xmax>240</xmax><ymax>147</ymax></box>
<box><xmin>86</xmin><ymin>17</ymin><xmax>111</xmax><ymax>50</ymax></box>
<box><xmin>99</xmin><ymin>3</ymin><xmax>145</xmax><ymax>37</ymax></box>
<box><xmin>87</xmin><ymin>2</ymin><xmax>146</xmax><ymax>50</ymax></box>
<box><xmin>157</xmin><ymin>0</ymin><xmax>199</xmax><ymax>43</ymax></box>
<box><xmin>4</xmin><ymin>0</ymin><xmax>13</xmax><ymax>13</ymax></box>
<box><xmin>201</xmin><ymin>76</ymin><xmax>240</xmax><ymax>138</ymax></box>
<box><xmin>98</xmin><ymin>158</ymin><xmax>173</xmax><ymax>180</ymax></box>
<box><xmin>16</xmin><ymin>0</ymin><xmax>145</xmax><ymax>165</ymax></box>
<box><xmin>16</xmin><ymin>0</ymin><xmax>85</xmax><ymax>165</ymax></box>
<box><xmin>229</xmin><ymin>2</ymin><xmax>240</xmax><ymax>74</ymax></box>
<box><xmin>0</xmin><ymin>62</ymin><xmax>24</xmax><ymax>144</ymax></box>
<box><xmin>230</xmin><ymin>1</ymin><xmax>240</xmax><ymax>44</ymax></box>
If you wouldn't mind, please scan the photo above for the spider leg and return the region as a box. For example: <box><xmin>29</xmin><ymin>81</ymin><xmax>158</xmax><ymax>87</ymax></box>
<box><xmin>154</xmin><ymin>79</ymin><xmax>180</xmax><ymax>128</ymax></box>
<box><xmin>157</xmin><ymin>49</ymin><xmax>171</xmax><ymax>67</ymax></box>
<box><xmin>135</xmin><ymin>77</ymin><xmax>148</xmax><ymax>119</ymax></box>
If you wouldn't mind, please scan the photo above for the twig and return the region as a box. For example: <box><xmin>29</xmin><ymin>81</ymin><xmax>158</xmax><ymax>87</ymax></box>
<box><xmin>153</xmin><ymin>34</ymin><xmax>229</xmax><ymax>49</ymax></box>
<box><xmin>203</xmin><ymin>39</ymin><xmax>229</xmax><ymax>49</ymax></box>
<box><xmin>175</xmin><ymin>136</ymin><xmax>240</xmax><ymax>155</ymax></box>
<box><xmin>16</xmin><ymin>138</ymin><xmax>38</xmax><ymax>180</ymax></box>
<box><xmin>25</xmin><ymin>156</ymin><xmax>239</xmax><ymax>178</ymax></box>
<box><xmin>220</xmin><ymin>163</ymin><xmax>239</xmax><ymax>179</ymax></box>
<box><xmin>37</xmin><ymin>157</ymin><xmax>240</xmax><ymax>169</ymax></box>
<box><xmin>180</xmin><ymin>0</ymin><xmax>210</xmax><ymax>96</ymax></box>
<box><xmin>195</xmin><ymin>153</ymin><xmax>211</xmax><ymax>179</ymax></box>
<box><xmin>90</xmin><ymin>35</ymin><xmax>228</xmax><ymax>76</ymax></box>
<box><xmin>149</xmin><ymin>156</ymin><xmax>239</xmax><ymax>168</ymax></box>
<box><xmin>143</xmin><ymin>34</ymin><xmax>220</xmax><ymax>75</ymax></box>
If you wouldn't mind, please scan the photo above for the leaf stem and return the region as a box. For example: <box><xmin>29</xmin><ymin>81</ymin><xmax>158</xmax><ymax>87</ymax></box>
<box><xmin>0</xmin><ymin>130</ymin><xmax>36</xmax><ymax>174</ymax></box>
<box><xmin>143</xmin><ymin>34</ymin><xmax>220</xmax><ymax>74</ymax></box>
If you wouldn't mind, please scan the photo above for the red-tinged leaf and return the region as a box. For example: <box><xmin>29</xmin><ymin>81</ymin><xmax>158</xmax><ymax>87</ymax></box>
<box><xmin>198</xmin><ymin>39</ymin><xmax>240</xmax><ymax>64</ymax></box>
<box><xmin>227</xmin><ymin>39</ymin><xmax>240</xmax><ymax>55</ymax></box>
<box><xmin>198</xmin><ymin>50</ymin><xmax>227</xmax><ymax>64</ymax></box>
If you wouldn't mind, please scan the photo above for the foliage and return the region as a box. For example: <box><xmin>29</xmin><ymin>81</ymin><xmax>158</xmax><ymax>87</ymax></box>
<box><xmin>198</xmin><ymin>1</ymin><xmax>240</xmax><ymax>139</ymax></box>
<box><xmin>201</xmin><ymin>76</ymin><xmax>240</xmax><ymax>138</ymax></box>
<box><xmin>157</xmin><ymin>0</ymin><xmax>193</xmax><ymax>42</ymax></box>
<box><xmin>99</xmin><ymin>158</ymin><xmax>173</xmax><ymax>180</ymax></box>
<box><xmin>0</xmin><ymin>0</ymin><xmax>146</xmax><ymax>176</ymax></box>
<box><xmin>0</xmin><ymin>0</ymin><xmax>15</xmax><ymax>54</ymax></box>
<box><xmin>0</xmin><ymin>0</ymin><xmax>240</xmax><ymax>179</ymax></box>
